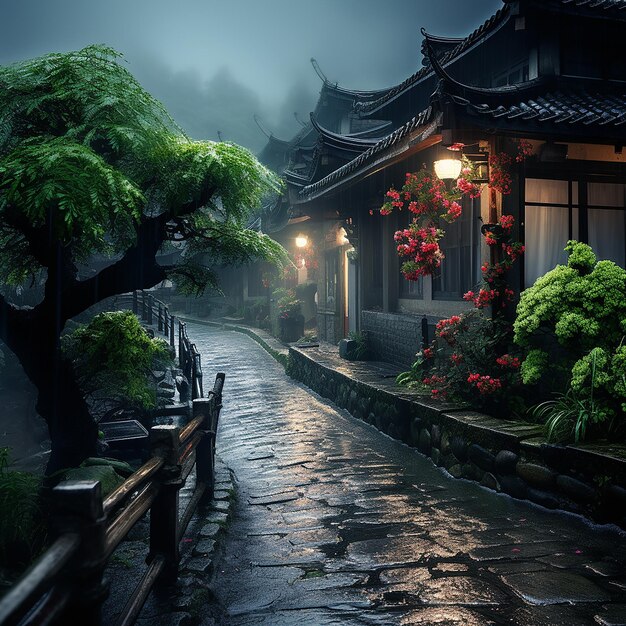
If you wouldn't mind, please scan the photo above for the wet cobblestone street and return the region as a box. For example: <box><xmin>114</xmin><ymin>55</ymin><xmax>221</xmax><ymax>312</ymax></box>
<box><xmin>192</xmin><ymin>324</ymin><xmax>626</xmax><ymax>626</ymax></box>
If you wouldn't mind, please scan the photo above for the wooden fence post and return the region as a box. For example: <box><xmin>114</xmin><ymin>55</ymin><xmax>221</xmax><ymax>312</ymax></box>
<box><xmin>132</xmin><ymin>290</ymin><xmax>138</xmax><ymax>315</ymax></box>
<box><xmin>170</xmin><ymin>316</ymin><xmax>175</xmax><ymax>349</ymax></box>
<box><xmin>192</xmin><ymin>352</ymin><xmax>203</xmax><ymax>400</ymax></box>
<box><xmin>147</xmin><ymin>295</ymin><xmax>153</xmax><ymax>325</ymax></box>
<box><xmin>158</xmin><ymin>303</ymin><xmax>163</xmax><ymax>332</ymax></box>
<box><xmin>141</xmin><ymin>290</ymin><xmax>147</xmax><ymax>321</ymax></box>
<box><xmin>178</xmin><ymin>323</ymin><xmax>184</xmax><ymax>368</ymax></box>
<box><xmin>149</xmin><ymin>425</ymin><xmax>182</xmax><ymax>582</ymax></box>
<box><xmin>51</xmin><ymin>481</ymin><xmax>108</xmax><ymax>626</ymax></box>
<box><xmin>192</xmin><ymin>398</ymin><xmax>213</xmax><ymax>500</ymax></box>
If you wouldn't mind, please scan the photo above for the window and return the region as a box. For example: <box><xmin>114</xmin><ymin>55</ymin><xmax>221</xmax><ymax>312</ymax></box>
<box><xmin>433</xmin><ymin>197</ymin><xmax>481</xmax><ymax>299</ymax></box>
<box><xmin>493</xmin><ymin>60</ymin><xmax>529</xmax><ymax>87</ymax></box>
<box><xmin>399</xmin><ymin>273</ymin><xmax>423</xmax><ymax>299</ymax></box>
<box><xmin>524</xmin><ymin>178</ymin><xmax>625</xmax><ymax>287</ymax></box>
<box><xmin>398</xmin><ymin>213</ymin><xmax>423</xmax><ymax>299</ymax></box>
<box><xmin>587</xmin><ymin>183</ymin><xmax>626</xmax><ymax>268</ymax></box>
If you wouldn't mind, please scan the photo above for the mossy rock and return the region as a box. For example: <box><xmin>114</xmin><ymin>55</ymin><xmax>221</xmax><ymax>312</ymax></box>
<box><xmin>81</xmin><ymin>457</ymin><xmax>134</xmax><ymax>477</ymax></box>
<box><xmin>60</xmin><ymin>465</ymin><xmax>125</xmax><ymax>496</ymax></box>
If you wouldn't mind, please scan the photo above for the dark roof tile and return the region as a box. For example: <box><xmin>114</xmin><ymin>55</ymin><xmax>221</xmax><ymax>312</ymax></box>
<box><xmin>297</xmin><ymin>107</ymin><xmax>436</xmax><ymax>200</ymax></box>
<box><xmin>468</xmin><ymin>89</ymin><xmax>626</xmax><ymax>128</ymax></box>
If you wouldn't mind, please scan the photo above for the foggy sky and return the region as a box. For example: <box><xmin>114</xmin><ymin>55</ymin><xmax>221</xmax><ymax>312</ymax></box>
<box><xmin>0</xmin><ymin>0</ymin><xmax>502</xmax><ymax>152</ymax></box>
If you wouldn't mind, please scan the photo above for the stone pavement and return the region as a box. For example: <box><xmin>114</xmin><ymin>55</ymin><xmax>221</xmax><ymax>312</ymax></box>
<box><xmin>191</xmin><ymin>324</ymin><xmax>626</xmax><ymax>625</ymax></box>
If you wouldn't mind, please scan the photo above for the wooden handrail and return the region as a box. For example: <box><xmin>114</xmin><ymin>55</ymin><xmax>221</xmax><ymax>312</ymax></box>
<box><xmin>0</xmin><ymin>534</ymin><xmax>80</xmax><ymax>626</ymax></box>
<box><xmin>103</xmin><ymin>456</ymin><xmax>164</xmax><ymax>517</ymax></box>
<box><xmin>105</xmin><ymin>482</ymin><xmax>160</xmax><ymax>560</ymax></box>
<box><xmin>0</xmin><ymin>373</ymin><xmax>226</xmax><ymax>626</ymax></box>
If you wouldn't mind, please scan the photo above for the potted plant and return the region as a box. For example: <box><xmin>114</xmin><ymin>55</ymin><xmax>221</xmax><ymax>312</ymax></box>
<box><xmin>274</xmin><ymin>288</ymin><xmax>304</xmax><ymax>342</ymax></box>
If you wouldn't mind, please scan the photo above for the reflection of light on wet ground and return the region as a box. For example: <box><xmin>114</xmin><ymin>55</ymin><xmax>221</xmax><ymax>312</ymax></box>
<box><xmin>191</xmin><ymin>325</ymin><xmax>626</xmax><ymax>625</ymax></box>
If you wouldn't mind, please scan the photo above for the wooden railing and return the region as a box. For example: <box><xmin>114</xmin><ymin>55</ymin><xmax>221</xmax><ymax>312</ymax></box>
<box><xmin>179</xmin><ymin>321</ymin><xmax>203</xmax><ymax>400</ymax></box>
<box><xmin>0</xmin><ymin>374</ymin><xmax>225</xmax><ymax>626</ymax></box>
<box><xmin>115</xmin><ymin>290</ymin><xmax>203</xmax><ymax>402</ymax></box>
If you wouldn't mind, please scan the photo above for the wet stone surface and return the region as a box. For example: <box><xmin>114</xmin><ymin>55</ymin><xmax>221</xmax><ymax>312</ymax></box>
<box><xmin>188</xmin><ymin>325</ymin><xmax>626</xmax><ymax>625</ymax></box>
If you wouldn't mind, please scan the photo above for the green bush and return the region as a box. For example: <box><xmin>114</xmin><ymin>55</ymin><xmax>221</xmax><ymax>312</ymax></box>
<box><xmin>515</xmin><ymin>241</ymin><xmax>626</xmax><ymax>441</ymax></box>
<box><xmin>0</xmin><ymin>448</ymin><xmax>45</xmax><ymax>569</ymax></box>
<box><xmin>62</xmin><ymin>310</ymin><xmax>173</xmax><ymax>417</ymax></box>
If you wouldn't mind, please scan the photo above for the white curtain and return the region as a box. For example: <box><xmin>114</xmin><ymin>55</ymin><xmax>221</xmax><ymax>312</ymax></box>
<box><xmin>588</xmin><ymin>183</ymin><xmax>625</xmax><ymax>267</ymax></box>
<box><xmin>525</xmin><ymin>179</ymin><xmax>570</xmax><ymax>287</ymax></box>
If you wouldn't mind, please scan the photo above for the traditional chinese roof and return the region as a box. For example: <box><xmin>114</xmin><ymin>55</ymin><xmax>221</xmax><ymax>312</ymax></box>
<box><xmin>425</xmin><ymin>36</ymin><xmax>626</xmax><ymax>136</ymax></box>
<box><xmin>420</xmin><ymin>34</ymin><xmax>465</xmax><ymax>68</ymax></box>
<box><xmin>297</xmin><ymin>107</ymin><xmax>439</xmax><ymax>202</ymax></box>
<box><xmin>457</xmin><ymin>87</ymin><xmax>626</xmax><ymax>137</ymax></box>
<box><xmin>257</xmin><ymin>135</ymin><xmax>291</xmax><ymax>173</ymax></box>
<box><xmin>354</xmin><ymin>6</ymin><xmax>511</xmax><ymax>116</ymax></box>
<box><xmin>310</xmin><ymin>114</ymin><xmax>382</xmax><ymax>151</ymax></box>
<box><xmin>310</xmin><ymin>58</ymin><xmax>391</xmax><ymax>103</ymax></box>
<box><xmin>506</xmin><ymin>0</ymin><xmax>626</xmax><ymax>18</ymax></box>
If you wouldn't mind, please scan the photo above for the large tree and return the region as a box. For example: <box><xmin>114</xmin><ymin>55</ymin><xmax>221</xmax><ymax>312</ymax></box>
<box><xmin>0</xmin><ymin>46</ymin><xmax>286</xmax><ymax>472</ymax></box>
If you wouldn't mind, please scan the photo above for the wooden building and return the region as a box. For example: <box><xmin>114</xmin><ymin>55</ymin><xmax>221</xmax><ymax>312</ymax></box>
<box><xmin>278</xmin><ymin>0</ymin><xmax>626</xmax><ymax>366</ymax></box>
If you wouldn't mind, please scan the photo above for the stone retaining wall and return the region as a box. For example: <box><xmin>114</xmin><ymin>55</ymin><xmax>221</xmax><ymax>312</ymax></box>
<box><xmin>361</xmin><ymin>311</ymin><xmax>428</xmax><ymax>369</ymax></box>
<box><xmin>287</xmin><ymin>346</ymin><xmax>626</xmax><ymax>529</ymax></box>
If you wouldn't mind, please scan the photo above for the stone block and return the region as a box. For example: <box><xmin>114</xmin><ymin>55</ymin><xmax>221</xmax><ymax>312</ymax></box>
<box><xmin>526</xmin><ymin>487</ymin><xmax>560</xmax><ymax>510</ymax></box>
<box><xmin>495</xmin><ymin>450</ymin><xmax>518</xmax><ymax>475</ymax></box>
<box><xmin>516</xmin><ymin>462</ymin><xmax>556</xmax><ymax>489</ymax></box>
<box><xmin>430</xmin><ymin>448</ymin><xmax>441</xmax><ymax>466</ymax></box>
<box><xmin>462</xmin><ymin>463</ymin><xmax>484</xmax><ymax>482</ymax></box>
<box><xmin>481</xmin><ymin>472</ymin><xmax>500</xmax><ymax>491</ymax></box>
<box><xmin>556</xmin><ymin>475</ymin><xmax>596</xmax><ymax>503</ymax></box>
<box><xmin>410</xmin><ymin>418</ymin><xmax>421</xmax><ymax>446</ymax></box>
<box><xmin>440</xmin><ymin>430</ymin><xmax>451</xmax><ymax>455</ymax></box>
<box><xmin>500</xmin><ymin>475</ymin><xmax>528</xmax><ymax>499</ymax></box>
<box><xmin>468</xmin><ymin>444</ymin><xmax>495</xmax><ymax>472</ymax></box>
<box><xmin>451</xmin><ymin>436</ymin><xmax>468</xmax><ymax>463</ymax></box>
<box><xmin>448</xmin><ymin>464</ymin><xmax>463</xmax><ymax>478</ymax></box>
<box><xmin>430</xmin><ymin>424</ymin><xmax>442</xmax><ymax>449</ymax></box>
<box><xmin>418</xmin><ymin>428</ymin><xmax>432</xmax><ymax>454</ymax></box>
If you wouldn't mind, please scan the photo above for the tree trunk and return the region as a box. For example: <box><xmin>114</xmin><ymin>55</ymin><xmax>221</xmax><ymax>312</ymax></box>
<box><xmin>0</xmin><ymin>214</ymin><xmax>171</xmax><ymax>472</ymax></box>
<box><xmin>4</xmin><ymin>318</ymin><xmax>98</xmax><ymax>474</ymax></box>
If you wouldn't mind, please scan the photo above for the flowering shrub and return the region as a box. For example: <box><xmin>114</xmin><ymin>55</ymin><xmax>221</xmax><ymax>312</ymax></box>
<box><xmin>394</xmin><ymin>224</ymin><xmax>445</xmax><ymax>279</ymax></box>
<box><xmin>514</xmin><ymin>241</ymin><xmax>626</xmax><ymax>441</ymax></box>
<box><xmin>378</xmin><ymin>141</ymin><xmax>532</xmax><ymax>278</ymax></box>
<box><xmin>399</xmin><ymin>310</ymin><xmax>522</xmax><ymax>413</ymax></box>
<box><xmin>272</xmin><ymin>288</ymin><xmax>302</xmax><ymax>320</ymax></box>
<box><xmin>393</xmin><ymin>142</ymin><xmax>530</xmax><ymax>416</ymax></box>
<box><xmin>488</xmin><ymin>152</ymin><xmax>513</xmax><ymax>195</ymax></box>
<box><xmin>379</xmin><ymin>166</ymin><xmax>472</xmax><ymax>279</ymax></box>
<box><xmin>462</xmin><ymin>215</ymin><xmax>524</xmax><ymax>310</ymax></box>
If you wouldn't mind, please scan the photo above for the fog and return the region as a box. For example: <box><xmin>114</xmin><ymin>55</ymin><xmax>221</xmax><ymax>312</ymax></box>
<box><xmin>0</xmin><ymin>0</ymin><xmax>502</xmax><ymax>151</ymax></box>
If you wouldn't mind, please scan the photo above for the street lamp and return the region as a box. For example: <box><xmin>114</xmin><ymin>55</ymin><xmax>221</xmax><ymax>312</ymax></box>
<box><xmin>434</xmin><ymin>156</ymin><xmax>462</xmax><ymax>181</ymax></box>
<box><xmin>295</xmin><ymin>234</ymin><xmax>308</xmax><ymax>248</ymax></box>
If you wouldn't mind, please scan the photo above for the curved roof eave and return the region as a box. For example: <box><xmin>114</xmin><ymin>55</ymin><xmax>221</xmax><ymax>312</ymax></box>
<box><xmin>355</xmin><ymin>5</ymin><xmax>511</xmax><ymax>116</ymax></box>
<box><xmin>309</xmin><ymin>114</ymin><xmax>381</xmax><ymax>149</ymax></box>
<box><xmin>296</xmin><ymin>108</ymin><xmax>441</xmax><ymax>203</ymax></box>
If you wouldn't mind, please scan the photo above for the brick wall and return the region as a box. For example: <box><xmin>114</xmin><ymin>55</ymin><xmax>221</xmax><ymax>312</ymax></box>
<box><xmin>361</xmin><ymin>310</ymin><xmax>437</xmax><ymax>369</ymax></box>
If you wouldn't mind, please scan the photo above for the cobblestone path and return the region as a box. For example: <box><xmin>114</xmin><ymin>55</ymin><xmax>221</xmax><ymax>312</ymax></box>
<box><xmin>192</xmin><ymin>324</ymin><xmax>626</xmax><ymax>626</ymax></box>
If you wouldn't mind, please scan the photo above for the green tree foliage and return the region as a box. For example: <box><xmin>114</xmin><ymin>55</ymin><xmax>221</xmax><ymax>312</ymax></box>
<box><xmin>62</xmin><ymin>311</ymin><xmax>172</xmax><ymax>415</ymax></box>
<box><xmin>0</xmin><ymin>45</ymin><xmax>288</xmax><ymax>470</ymax></box>
<box><xmin>0</xmin><ymin>45</ymin><xmax>287</xmax><ymax>294</ymax></box>
<box><xmin>515</xmin><ymin>241</ymin><xmax>626</xmax><ymax>441</ymax></box>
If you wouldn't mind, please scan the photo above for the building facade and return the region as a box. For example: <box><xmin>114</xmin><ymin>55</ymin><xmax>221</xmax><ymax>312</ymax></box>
<box><xmin>272</xmin><ymin>0</ymin><xmax>626</xmax><ymax>366</ymax></box>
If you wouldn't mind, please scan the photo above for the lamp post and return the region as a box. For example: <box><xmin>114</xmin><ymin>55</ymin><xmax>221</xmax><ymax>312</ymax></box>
<box><xmin>433</xmin><ymin>157</ymin><xmax>462</xmax><ymax>181</ymax></box>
